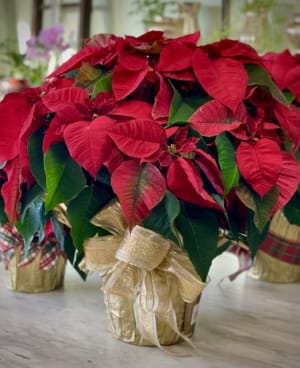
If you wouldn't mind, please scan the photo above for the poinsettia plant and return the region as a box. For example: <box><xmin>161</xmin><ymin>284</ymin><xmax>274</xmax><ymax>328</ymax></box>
<box><xmin>0</xmin><ymin>77</ymin><xmax>81</xmax><ymax>274</ymax></box>
<box><xmin>0</xmin><ymin>30</ymin><xmax>300</xmax><ymax>281</ymax></box>
<box><xmin>261</xmin><ymin>49</ymin><xmax>300</xmax><ymax>226</ymax></box>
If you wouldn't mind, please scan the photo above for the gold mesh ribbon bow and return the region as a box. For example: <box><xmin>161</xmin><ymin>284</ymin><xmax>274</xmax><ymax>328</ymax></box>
<box><xmin>82</xmin><ymin>199</ymin><xmax>206</xmax><ymax>351</ymax></box>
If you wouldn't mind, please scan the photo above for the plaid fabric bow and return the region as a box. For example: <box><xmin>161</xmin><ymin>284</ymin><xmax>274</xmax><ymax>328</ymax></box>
<box><xmin>0</xmin><ymin>223</ymin><xmax>65</xmax><ymax>270</ymax></box>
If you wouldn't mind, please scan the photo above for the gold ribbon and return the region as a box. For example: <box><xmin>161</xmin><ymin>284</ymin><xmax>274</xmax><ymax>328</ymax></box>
<box><xmin>82</xmin><ymin>199</ymin><xmax>206</xmax><ymax>352</ymax></box>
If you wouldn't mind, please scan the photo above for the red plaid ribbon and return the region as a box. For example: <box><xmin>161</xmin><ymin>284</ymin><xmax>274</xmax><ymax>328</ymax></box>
<box><xmin>259</xmin><ymin>231</ymin><xmax>300</xmax><ymax>265</ymax></box>
<box><xmin>225</xmin><ymin>243</ymin><xmax>252</xmax><ymax>282</ymax></box>
<box><xmin>0</xmin><ymin>223</ymin><xmax>65</xmax><ymax>270</ymax></box>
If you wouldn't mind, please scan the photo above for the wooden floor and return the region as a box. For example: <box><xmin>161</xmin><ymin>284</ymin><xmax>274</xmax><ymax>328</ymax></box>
<box><xmin>0</xmin><ymin>252</ymin><xmax>299</xmax><ymax>368</ymax></box>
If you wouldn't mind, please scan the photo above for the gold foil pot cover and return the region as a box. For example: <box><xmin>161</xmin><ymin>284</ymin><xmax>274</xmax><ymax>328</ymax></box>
<box><xmin>82</xmin><ymin>199</ymin><xmax>207</xmax><ymax>349</ymax></box>
<box><xmin>249</xmin><ymin>211</ymin><xmax>300</xmax><ymax>283</ymax></box>
<box><xmin>6</xmin><ymin>247</ymin><xmax>66</xmax><ymax>293</ymax></box>
<box><xmin>248</xmin><ymin>250</ymin><xmax>300</xmax><ymax>283</ymax></box>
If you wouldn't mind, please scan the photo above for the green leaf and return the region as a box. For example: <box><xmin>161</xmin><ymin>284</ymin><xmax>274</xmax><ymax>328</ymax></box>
<box><xmin>143</xmin><ymin>190</ymin><xmax>180</xmax><ymax>244</ymax></box>
<box><xmin>63</xmin><ymin>232</ymin><xmax>87</xmax><ymax>280</ymax></box>
<box><xmin>246</xmin><ymin>64</ymin><xmax>289</xmax><ymax>106</ymax></box>
<box><xmin>67</xmin><ymin>185</ymin><xmax>112</xmax><ymax>252</ymax></box>
<box><xmin>64</xmin><ymin>69</ymin><xmax>79</xmax><ymax>79</ymax></box>
<box><xmin>44</xmin><ymin>142</ymin><xmax>86</xmax><ymax>212</ymax></box>
<box><xmin>16</xmin><ymin>199</ymin><xmax>45</xmax><ymax>252</ymax></box>
<box><xmin>74</xmin><ymin>63</ymin><xmax>102</xmax><ymax>90</ymax></box>
<box><xmin>19</xmin><ymin>183</ymin><xmax>44</xmax><ymax>222</ymax></box>
<box><xmin>96</xmin><ymin>166</ymin><xmax>111</xmax><ymax>186</ymax></box>
<box><xmin>168</xmin><ymin>85</ymin><xmax>209</xmax><ymax>124</ymax></box>
<box><xmin>215</xmin><ymin>239</ymin><xmax>232</xmax><ymax>257</ymax></box>
<box><xmin>216</xmin><ymin>133</ymin><xmax>240</xmax><ymax>195</ymax></box>
<box><xmin>283</xmin><ymin>90</ymin><xmax>295</xmax><ymax>104</ymax></box>
<box><xmin>246</xmin><ymin>209</ymin><xmax>270</xmax><ymax>258</ymax></box>
<box><xmin>92</xmin><ymin>72</ymin><xmax>113</xmax><ymax>97</ymax></box>
<box><xmin>253</xmin><ymin>186</ymin><xmax>279</xmax><ymax>232</ymax></box>
<box><xmin>28</xmin><ymin>128</ymin><xmax>46</xmax><ymax>190</ymax></box>
<box><xmin>0</xmin><ymin>196</ymin><xmax>8</xmax><ymax>224</ymax></box>
<box><xmin>175</xmin><ymin>203</ymin><xmax>219</xmax><ymax>281</ymax></box>
<box><xmin>283</xmin><ymin>192</ymin><xmax>300</xmax><ymax>226</ymax></box>
<box><xmin>50</xmin><ymin>216</ymin><xmax>65</xmax><ymax>249</ymax></box>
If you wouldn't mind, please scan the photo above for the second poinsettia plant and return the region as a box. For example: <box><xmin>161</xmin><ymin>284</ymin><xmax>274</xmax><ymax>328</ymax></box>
<box><xmin>1</xmin><ymin>30</ymin><xmax>300</xmax><ymax>281</ymax></box>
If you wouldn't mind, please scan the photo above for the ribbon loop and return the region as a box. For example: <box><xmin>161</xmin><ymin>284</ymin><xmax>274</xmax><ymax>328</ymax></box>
<box><xmin>116</xmin><ymin>226</ymin><xmax>170</xmax><ymax>271</ymax></box>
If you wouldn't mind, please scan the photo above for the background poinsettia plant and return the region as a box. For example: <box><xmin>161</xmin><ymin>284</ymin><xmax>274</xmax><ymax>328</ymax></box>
<box><xmin>261</xmin><ymin>49</ymin><xmax>300</xmax><ymax>226</ymax></box>
<box><xmin>0</xmin><ymin>30</ymin><xmax>300</xmax><ymax>281</ymax></box>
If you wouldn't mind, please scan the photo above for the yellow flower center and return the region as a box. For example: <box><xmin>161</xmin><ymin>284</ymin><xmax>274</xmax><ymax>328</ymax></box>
<box><xmin>168</xmin><ymin>144</ymin><xmax>177</xmax><ymax>154</ymax></box>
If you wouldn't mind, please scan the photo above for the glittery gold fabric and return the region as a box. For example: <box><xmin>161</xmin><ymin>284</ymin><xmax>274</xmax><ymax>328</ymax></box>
<box><xmin>6</xmin><ymin>247</ymin><xmax>66</xmax><ymax>293</ymax></box>
<box><xmin>82</xmin><ymin>199</ymin><xmax>206</xmax><ymax>347</ymax></box>
<box><xmin>53</xmin><ymin>203</ymin><xmax>71</xmax><ymax>228</ymax></box>
<box><xmin>248</xmin><ymin>211</ymin><xmax>300</xmax><ymax>283</ymax></box>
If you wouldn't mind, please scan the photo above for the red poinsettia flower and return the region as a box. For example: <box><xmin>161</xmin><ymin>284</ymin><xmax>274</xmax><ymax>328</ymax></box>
<box><xmin>262</xmin><ymin>49</ymin><xmax>300</xmax><ymax>102</ymax></box>
<box><xmin>42</xmin><ymin>87</ymin><xmax>116</xmax><ymax>152</ymax></box>
<box><xmin>49</xmin><ymin>34</ymin><xmax>120</xmax><ymax>79</ymax></box>
<box><xmin>112</xmin><ymin>31</ymin><xmax>200</xmax><ymax>120</ymax></box>
<box><xmin>166</xmin><ymin>158</ymin><xmax>223</xmax><ymax>212</ymax></box>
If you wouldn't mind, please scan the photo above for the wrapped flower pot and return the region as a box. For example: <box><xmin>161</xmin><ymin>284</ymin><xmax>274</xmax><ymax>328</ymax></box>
<box><xmin>248</xmin><ymin>211</ymin><xmax>300</xmax><ymax>283</ymax></box>
<box><xmin>0</xmin><ymin>223</ymin><xmax>66</xmax><ymax>293</ymax></box>
<box><xmin>80</xmin><ymin>200</ymin><xmax>205</xmax><ymax>347</ymax></box>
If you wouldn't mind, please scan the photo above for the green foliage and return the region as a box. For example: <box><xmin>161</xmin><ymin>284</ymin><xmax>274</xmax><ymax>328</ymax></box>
<box><xmin>246</xmin><ymin>209</ymin><xmax>270</xmax><ymax>258</ymax></box>
<box><xmin>0</xmin><ymin>197</ymin><xmax>8</xmax><ymax>224</ymax></box>
<box><xmin>253</xmin><ymin>186</ymin><xmax>279</xmax><ymax>232</ymax></box>
<box><xmin>143</xmin><ymin>190</ymin><xmax>180</xmax><ymax>244</ymax></box>
<box><xmin>168</xmin><ymin>85</ymin><xmax>210</xmax><ymax>124</ymax></box>
<box><xmin>16</xmin><ymin>199</ymin><xmax>45</xmax><ymax>252</ymax></box>
<box><xmin>283</xmin><ymin>192</ymin><xmax>300</xmax><ymax>226</ymax></box>
<box><xmin>241</xmin><ymin>0</ymin><xmax>276</xmax><ymax>13</ymax></box>
<box><xmin>67</xmin><ymin>185</ymin><xmax>113</xmax><ymax>252</ymax></box>
<box><xmin>92</xmin><ymin>72</ymin><xmax>113</xmax><ymax>97</ymax></box>
<box><xmin>0</xmin><ymin>40</ymin><xmax>47</xmax><ymax>85</ymax></box>
<box><xmin>28</xmin><ymin>128</ymin><xmax>46</xmax><ymax>190</ymax></box>
<box><xmin>63</xmin><ymin>232</ymin><xmax>87</xmax><ymax>280</ymax></box>
<box><xmin>175</xmin><ymin>202</ymin><xmax>219</xmax><ymax>281</ymax></box>
<box><xmin>19</xmin><ymin>183</ymin><xmax>44</xmax><ymax>222</ymax></box>
<box><xmin>216</xmin><ymin>133</ymin><xmax>240</xmax><ymax>195</ymax></box>
<box><xmin>130</xmin><ymin>0</ymin><xmax>177</xmax><ymax>26</ymax></box>
<box><xmin>246</xmin><ymin>64</ymin><xmax>288</xmax><ymax>106</ymax></box>
<box><xmin>44</xmin><ymin>142</ymin><xmax>86</xmax><ymax>212</ymax></box>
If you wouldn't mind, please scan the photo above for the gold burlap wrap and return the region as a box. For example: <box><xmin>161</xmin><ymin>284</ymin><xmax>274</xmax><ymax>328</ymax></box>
<box><xmin>81</xmin><ymin>200</ymin><xmax>206</xmax><ymax>348</ymax></box>
<box><xmin>6</xmin><ymin>247</ymin><xmax>66</xmax><ymax>293</ymax></box>
<box><xmin>248</xmin><ymin>211</ymin><xmax>300</xmax><ymax>283</ymax></box>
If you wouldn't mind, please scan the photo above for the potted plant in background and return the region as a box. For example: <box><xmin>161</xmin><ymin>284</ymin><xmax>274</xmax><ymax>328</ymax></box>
<box><xmin>0</xmin><ymin>30</ymin><xmax>299</xmax><ymax>347</ymax></box>
<box><xmin>130</xmin><ymin>0</ymin><xmax>178</xmax><ymax>28</ymax></box>
<box><xmin>245</xmin><ymin>49</ymin><xmax>300</xmax><ymax>283</ymax></box>
<box><xmin>130</xmin><ymin>0</ymin><xmax>200</xmax><ymax>37</ymax></box>
<box><xmin>0</xmin><ymin>24</ymin><xmax>77</xmax><ymax>293</ymax></box>
<box><xmin>0</xmin><ymin>24</ymin><xmax>71</xmax><ymax>100</ymax></box>
<box><xmin>0</xmin><ymin>73</ymin><xmax>77</xmax><ymax>293</ymax></box>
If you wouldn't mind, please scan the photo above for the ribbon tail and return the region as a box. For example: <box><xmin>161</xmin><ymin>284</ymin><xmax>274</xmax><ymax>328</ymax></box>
<box><xmin>220</xmin><ymin>244</ymin><xmax>252</xmax><ymax>283</ymax></box>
